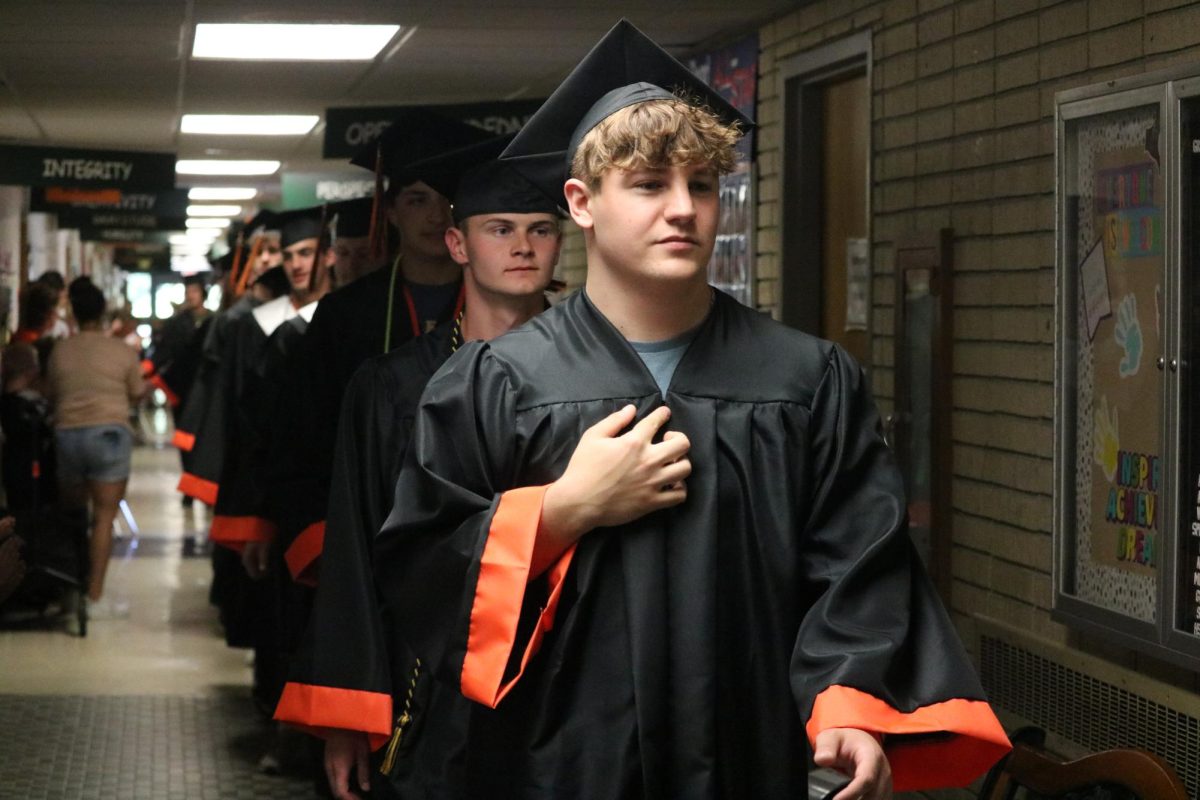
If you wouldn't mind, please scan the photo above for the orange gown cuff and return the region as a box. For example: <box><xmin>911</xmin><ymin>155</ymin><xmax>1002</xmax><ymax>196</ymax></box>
<box><xmin>177</xmin><ymin>472</ymin><xmax>218</xmax><ymax>505</ymax></box>
<box><xmin>285</xmin><ymin>520</ymin><xmax>325</xmax><ymax>586</ymax></box>
<box><xmin>172</xmin><ymin>430</ymin><xmax>196</xmax><ymax>451</ymax></box>
<box><xmin>149</xmin><ymin>374</ymin><xmax>180</xmax><ymax>407</ymax></box>
<box><xmin>460</xmin><ymin>485</ymin><xmax>576</xmax><ymax>709</ymax></box>
<box><xmin>806</xmin><ymin>684</ymin><xmax>1012</xmax><ymax>792</ymax></box>
<box><xmin>210</xmin><ymin>515</ymin><xmax>277</xmax><ymax>551</ymax></box>
<box><xmin>274</xmin><ymin>682</ymin><xmax>393</xmax><ymax>751</ymax></box>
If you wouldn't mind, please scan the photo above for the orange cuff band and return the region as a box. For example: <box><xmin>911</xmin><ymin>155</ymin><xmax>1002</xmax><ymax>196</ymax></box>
<box><xmin>460</xmin><ymin>486</ymin><xmax>576</xmax><ymax>708</ymax></box>
<box><xmin>210</xmin><ymin>515</ymin><xmax>277</xmax><ymax>550</ymax></box>
<box><xmin>274</xmin><ymin>682</ymin><xmax>393</xmax><ymax>751</ymax></box>
<box><xmin>806</xmin><ymin>684</ymin><xmax>1011</xmax><ymax>792</ymax></box>
<box><xmin>285</xmin><ymin>520</ymin><xmax>325</xmax><ymax>587</ymax></box>
<box><xmin>177</xmin><ymin>472</ymin><xmax>218</xmax><ymax>505</ymax></box>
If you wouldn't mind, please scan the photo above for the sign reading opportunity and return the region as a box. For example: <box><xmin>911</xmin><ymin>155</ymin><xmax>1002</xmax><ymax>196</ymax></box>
<box><xmin>0</xmin><ymin>144</ymin><xmax>176</xmax><ymax>190</ymax></box>
<box><xmin>322</xmin><ymin>99</ymin><xmax>545</xmax><ymax>159</ymax></box>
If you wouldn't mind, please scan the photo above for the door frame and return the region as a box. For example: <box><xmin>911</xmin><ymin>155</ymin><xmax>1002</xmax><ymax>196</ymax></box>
<box><xmin>779</xmin><ymin>31</ymin><xmax>873</xmax><ymax>364</ymax></box>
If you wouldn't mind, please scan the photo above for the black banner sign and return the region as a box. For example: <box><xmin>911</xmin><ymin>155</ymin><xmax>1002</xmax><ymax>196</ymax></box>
<box><xmin>31</xmin><ymin>186</ymin><xmax>188</xmax><ymax>215</ymax></box>
<box><xmin>0</xmin><ymin>144</ymin><xmax>176</xmax><ymax>190</ymax></box>
<box><xmin>322</xmin><ymin>99</ymin><xmax>545</xmax><ymax>159</ymax></box>
<box><xmin>79</xmin><ymin>227</ymin><xmax>173</xmax><ymax>245</ymax></box>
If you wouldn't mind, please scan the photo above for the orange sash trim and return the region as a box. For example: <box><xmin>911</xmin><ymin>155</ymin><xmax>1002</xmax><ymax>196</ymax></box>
<box><xmin>284</xmin><ymin>520</ymin><xmax>325</xmax><ymax>587</ymax></box>
<box><xmin>177</xmin><ymin>472</ymin><xmax>218</xmax><ymax>505</ymax></box>
<box><xmin>140</xmin><ymin>358</ymin><xmax>156</xmax><ymax>377</ymax></box>
<box><xmin>274</xmin><ymin>682</ymin><xmax>393</xmax><ymax>751</ymax></box>
<box><xmin>460</xmin><ymin>486</ymin><xmax>576</xmax><ymax>709</ymax></box>
<box><xmin>171</xmin><ymin>430</ymin><xmax>196</xmax><ymax>452</ymax></box>
<box><xmin>149</xmin><ymin>374</ymin><xmax>180</xmax><ymax>408</ymax></box>
<box><xmin>806</xmin><ymin>684</ymin><xmax>1011</xmax><ymax>792</ymax></box>
<box><xmin>210</xmin><ymin>515</ymin><xmax>277</xmax><ymax>550</ymax></box>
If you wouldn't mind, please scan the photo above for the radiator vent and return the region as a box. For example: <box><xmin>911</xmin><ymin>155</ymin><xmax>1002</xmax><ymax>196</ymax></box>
<box><xmin>980</xmin><ymin>635</ymin><xmax>1200</xmax><ymax>798</ymax></box>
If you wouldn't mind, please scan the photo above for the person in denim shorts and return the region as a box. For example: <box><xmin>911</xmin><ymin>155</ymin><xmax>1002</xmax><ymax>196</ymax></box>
<box><xmin>45</xmin><ymin>278</ymin><xmax>147</xmax><ymax>613</ymax></box>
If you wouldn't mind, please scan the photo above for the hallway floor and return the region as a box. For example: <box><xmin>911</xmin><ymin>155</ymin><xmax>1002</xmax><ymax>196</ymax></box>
<box><xmin>0</xmin><ymin>443</ymin><xmax>318</xmax><ymax>799</ymax></box>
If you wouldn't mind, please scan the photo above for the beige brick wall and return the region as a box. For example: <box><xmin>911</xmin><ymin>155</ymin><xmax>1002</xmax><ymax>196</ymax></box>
<box><xmin>756</xmin><ymin>0</ymin><xmax>1200</xmax><ymax>695</ymax></box>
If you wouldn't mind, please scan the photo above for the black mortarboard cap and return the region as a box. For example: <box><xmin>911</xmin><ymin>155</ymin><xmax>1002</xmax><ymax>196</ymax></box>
<box><xmin>331</xmin><ymin>197</ymin><xmax>373</xmax><ymax>239</ymax></box>
<box><xmin>348</xmin><ymin>109</ymin><xmax>493</xmax><ymax>191</ymax></box>
<box><xmin>499</xmin><ymin>19</ymin><xmax>754</xmax><ymax>204</ymax></box>
<box><xmin>245</xmin><ymin>209</ymin><xmax>281</xmax><ymax>237</ymax></box>
<box><xmin>407</xmin><ymin>135</ymin><xmax>560</xmax><ymax>224</ymax></box>
<box><xmin>277</xmin><ymin>206</ymin><xmax>324</xmax><ymax>249</ymax></box>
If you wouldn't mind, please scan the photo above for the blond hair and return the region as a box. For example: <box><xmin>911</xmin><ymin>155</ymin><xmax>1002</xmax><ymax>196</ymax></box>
<box><xmin>570</xmin><ymin>97</ymin><xmax>741</xmax><ymax>187</ymax></box>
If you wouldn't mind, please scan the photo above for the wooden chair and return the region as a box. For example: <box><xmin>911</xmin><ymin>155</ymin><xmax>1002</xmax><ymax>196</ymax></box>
<box><xmin>981</xmin><ymin>730</ymin><xmax>1189</xmax><ymax>800</ymax></box>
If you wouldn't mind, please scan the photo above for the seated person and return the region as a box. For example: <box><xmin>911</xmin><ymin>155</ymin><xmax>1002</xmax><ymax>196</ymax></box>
<box><xmin>1</xmin><ymin>342</ymin><xmax>56</xmax><ymax>518</ymax></box>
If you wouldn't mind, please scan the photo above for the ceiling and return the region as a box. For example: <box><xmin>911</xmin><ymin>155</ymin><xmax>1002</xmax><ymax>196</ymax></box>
<box><xmin>0</xmin><ymin>0</ymin><xmax>798</xmax><ymax>200</ymax></box>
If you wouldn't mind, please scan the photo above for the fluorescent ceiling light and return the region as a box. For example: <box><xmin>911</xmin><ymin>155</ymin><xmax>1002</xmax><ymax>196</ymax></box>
<box><xmin>169</xmin><ymin>231</ymin><xmax>221</xmax><ymax>246</ymax></box>
<box><xmin>187</xmin><ymin>204</ymin><xmax>242</xmax><ymax>217</ymax></box>
<box><xmin>172</xmin><ymin>254</ymin><xmax>213</xmax><ymax>272</ymax></box>
<box><xmin>176</xmin><ymin>159</ymin><xmax>280</xmax><ymax>176</ymax></box>
<box><xmin>188</xmin><ymin>187</ymin><xmax>257</xmax><ymax>201</ymax></box>
<box><xmin>182</xmin><ymin>114</ymin><xmax>319</xmax><ymax>136</ymax></box>
<box><xmin>186</xmin><ymin>218</ymin><xmax>231</xmax><ymax>229</ymax></box>
<box><xmin>192</xmin><ymin>23</ymin><xmax>400</xmax><ymax>61</ymax></box>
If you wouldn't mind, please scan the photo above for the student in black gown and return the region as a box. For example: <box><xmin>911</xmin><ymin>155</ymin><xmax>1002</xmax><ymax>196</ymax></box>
<box><xmin>368</xmin><ymin>20</ymin><xmax>1010</xmax><ymax>800</ymax></box>
<box><xmin>277</xmin><ymin>114</ymin><xmax>491</xmax><ymax>585</ymax></box>
<box><xmin>175</xmin><ymin>212</ymin><xmax>284</xmax><ymax>506</ymax></box>
<box><xmin>275</xmin><ymin>138</ymin><xmax>574</xmax><ymax>797</ymax></box>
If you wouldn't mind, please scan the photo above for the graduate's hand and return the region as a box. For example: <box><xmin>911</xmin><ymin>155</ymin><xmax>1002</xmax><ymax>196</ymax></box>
<box><xmin>240</xmin><ymin>540</ymin><xmax>270</xmax><ymax>580</ymax></box>
<box><xmin>537</xmin><ymin>405</ymin><xmax>690</xmax><ymax>566</ymax></box>
<box><xmin>324</xmin><ymin>729</ymin><xmax>371</xmax><ymax>800</ymax></box>
<box><xmin>814</xmin><ymin>728</ymin><xmax>892</xmax><ymax>800</ymax></box>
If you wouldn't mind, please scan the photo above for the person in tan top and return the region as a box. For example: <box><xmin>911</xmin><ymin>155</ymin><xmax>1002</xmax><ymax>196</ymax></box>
<box><xmin>45</xmin><ymin>278</ymin><xmax>147</xmax><ymax>615</ymax></box>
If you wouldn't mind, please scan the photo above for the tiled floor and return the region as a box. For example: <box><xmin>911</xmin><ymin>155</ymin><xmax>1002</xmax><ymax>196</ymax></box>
<box><xmin>0</xmin><ymin>436</ymin><xmax>319</xmax><ymax>798</ymax></box>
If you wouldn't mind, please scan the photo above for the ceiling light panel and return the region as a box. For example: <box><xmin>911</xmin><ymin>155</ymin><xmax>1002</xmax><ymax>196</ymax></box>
<box><xmin>192</xmin><ymin>24</ymin><xmax>400</xmax><ymax>61</ymax></box>
<box><xmin>186</xmin><ymin>204</ymin><xmax>242</xmax><ymax>217</ymax></box>
<box><xmin>176</xmin><ymin>160</ymin><xmax>280</xmax><ymax>175</ymax></box>
<box><xmin>181</xmin><ymin>114</ymin><xmax>319</xmax><ymax>135</ymax></box>
<box><xmin>188</xmin><ymin>187</ymin><xmax>258</xmax><ymax>201</ymax></box>
<box><xmin>186</xmin><ymin>218</ymin><xmax>231</xmax><ymax>229</ymax></box>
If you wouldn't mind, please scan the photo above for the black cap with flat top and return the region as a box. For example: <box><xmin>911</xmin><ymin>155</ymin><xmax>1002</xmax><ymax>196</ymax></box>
<box><xmin>499</xmin><ymin>18</ymin><xmax>755</xmax><ymax>205</ymax></box>
<box><xmin>405</xmin><ymin>134</ymin><xmax>560</xmax><ymax>225</ymax></box>
<box><xmin>330</xmin><ymin>197</ymin><xmax>373</xmax><ymax>239</ymax></box>
<box><xmin>276</xmin><ymin>206</ymin><xmax>325</xmax><ymax>249</ymax></box>
<box><xmin>348</xmin><ymin>109</ymin><xmax>493</xmax><ymax>192</ymax></box>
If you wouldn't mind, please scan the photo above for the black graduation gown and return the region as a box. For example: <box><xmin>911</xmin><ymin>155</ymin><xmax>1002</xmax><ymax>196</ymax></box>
<box><xmin>176</xmin><ymin>294</ymin><xmax>259</xmax><ymax>505</ymax></box>
<box><xmin>209</xmin><ymin>297</ymin><xmax>312</xmax><ymax>648</ymax></box>
<box><xmin>276</xmin><ymin>324</ymin><xmax>468</xmax><ymax>791</ymax></box>
<box><xmin>372</xmin><ymin>290</ymin><xmax>1009</xmax><ymax>798</ymax></box>
<box><xmin>277</xmin><ymin>262</ymin><xmax>461</xmax><ymax>583</ymax></box>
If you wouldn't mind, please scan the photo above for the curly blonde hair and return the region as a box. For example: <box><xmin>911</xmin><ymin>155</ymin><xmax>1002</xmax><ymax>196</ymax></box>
<box><xmin>570</xmin><ymin>96</ymin><xmax>742</xmax><ymax>187</ymax></box>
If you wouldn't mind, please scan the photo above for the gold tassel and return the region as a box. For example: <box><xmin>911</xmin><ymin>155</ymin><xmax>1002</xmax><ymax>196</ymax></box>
<box><xmin>379</xmin><ymin>658</ymin><xmax>421</xmax><ymax>776</ymax></box>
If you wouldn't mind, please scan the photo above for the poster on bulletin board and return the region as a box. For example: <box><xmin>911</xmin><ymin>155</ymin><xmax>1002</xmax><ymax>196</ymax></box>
<box><xmin>1086</xmin><ymin>147</ymin><xmax>1163</xmax><ymax>576</ymax></box>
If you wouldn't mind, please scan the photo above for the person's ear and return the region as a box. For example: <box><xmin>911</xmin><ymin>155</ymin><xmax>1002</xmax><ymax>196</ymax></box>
<box><xmin>563</xmin><ymin>178</ymin><xmax>595</xmax><ymax>230</ymax></box>
<box><xmin>444</xmin><ymin>225</ymin><xmax>470</xmax><ymax>266</ymax></box>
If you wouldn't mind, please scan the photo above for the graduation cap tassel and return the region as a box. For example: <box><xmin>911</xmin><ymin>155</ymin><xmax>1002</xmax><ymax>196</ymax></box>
<box><xmin>235</xmin><ymin>236</ymin><xmax>265</xmax><ymax>297</ymax></box>
<box><xmin>227</xmin><ymin>229</ymin><xmax>246</xmax><ymax>296</ymax></box>
<box><xmin>368</xmin><ymin>141</ymin><xmax>387</xmax><ymax>263</ymax></box>
<box><xmin>308</xmin><ymin>203</ymin><xmax>330</xmax><ymax>292</ymax></box>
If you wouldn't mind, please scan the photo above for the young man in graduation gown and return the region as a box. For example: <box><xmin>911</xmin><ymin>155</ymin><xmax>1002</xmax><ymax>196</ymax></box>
<box><xmin>371</xmin><ymin>20</ymin><xmax>1011</xmax><ymax>799</ymax></box>
<box><xmin>205</xmin><ymin>209</ymin><xmax>330</xmax><ymax>724</ymax></box>
<box><xmin>277</xmin><ymin>115</ymin><xmax>492</xmax><ymax>584</ymax></box>
<box><xmin>175</xmin><ymin>213</ymin><xmax>284</xmax><ymax>506</ymax></box>
<box><xmin>274</xmin><ymin>142</ymin><xmax>581</xmax><ymax>799</ymax></box>
<box><xmin>329</xmin><ymin>197</ymin><xmax>383</xmax><ymax>288</ymax></box>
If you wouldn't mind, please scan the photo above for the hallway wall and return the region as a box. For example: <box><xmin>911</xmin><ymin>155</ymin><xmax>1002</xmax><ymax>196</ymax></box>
<box><xmin>752</xmin><ymin>0</ymin><xmax>1200</xmax><ymax>786</ymax></box>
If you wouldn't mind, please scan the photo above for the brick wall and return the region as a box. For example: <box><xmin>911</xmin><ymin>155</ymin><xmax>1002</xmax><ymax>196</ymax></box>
<box><xmin>756</xmin><ymin>0</ymin><xmax>1200</xmax><ymax>697</ymax></box>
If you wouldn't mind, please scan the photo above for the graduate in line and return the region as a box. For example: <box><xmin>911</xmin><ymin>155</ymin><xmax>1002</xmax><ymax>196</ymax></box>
<box><xmin>277</xmin><ymin>115</ymin><xmax>493</xmax><ymax>586</ymax></box>
<box><xmin>371</xmin><ymin>20</ymin><xmax>1009</xmax><ymax>799</ymax></box>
